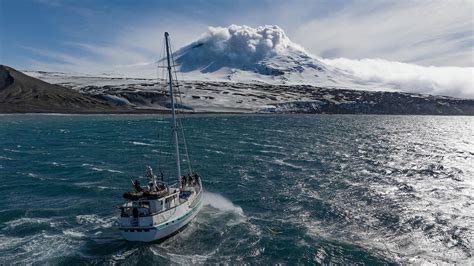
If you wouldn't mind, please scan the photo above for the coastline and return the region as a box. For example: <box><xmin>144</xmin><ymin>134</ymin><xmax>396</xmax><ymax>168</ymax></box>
<box><xmin>1</xmin><ymin>111</ymin><xmax>473</xmax><ymax>117</ymax></box>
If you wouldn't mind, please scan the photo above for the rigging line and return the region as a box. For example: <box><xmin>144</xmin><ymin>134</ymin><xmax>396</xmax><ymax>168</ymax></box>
<box><xmin>175</xmin><ymin>110</ymin><xmax>192</xmax><ymax>174</ymax></box>
<box><xmin>165</xmin><ymin>37</ymin><xmax>176</xmax><ymax>180</ymax></box>
<box><xmin>169</xmin><ymin>41</ymin><xmax>190</xmax><ymax>174</ymax></box>
<box><xmin>179</xmin><ymin>118</ymin><xmax>192</xmax><ymax>174</ymax></box>
<box><xmin>165</xmin><ymin>32</ymin><xmax>182</xmax><ymax>181</ymax></box>
<box><xmin>156</xmin><ymin>38</ymin><xmax>162</xmax><ymax>172</ymax></box>
<box><xmin>168</xmin><ymin>44</ymin><xmax>185</xmax><ymax>129</ymax></box>
<box><xmin>169</xmin><ymin>39</ymin><xmax>193</xmax><ymax>174</ymax></box>
<box><xmin>156</xmin><ymin>37</ymin><xmax>166</xmax><ymax>176</ymax></box>
<box><xmin>159</xmin><ymin>36</ymin><xmax>173</xmax><ymax>180</ymax></box>
<box><xmin>169</xmin><ymin>43</ymin><xmax>186</xmax><ymax>128</ymax></box>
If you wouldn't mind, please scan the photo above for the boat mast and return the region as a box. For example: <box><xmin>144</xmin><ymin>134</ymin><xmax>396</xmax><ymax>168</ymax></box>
<box><xmin>164</xmin><ymin>32</ymin><xmax>181</xmax><ymax>183</ymax></box>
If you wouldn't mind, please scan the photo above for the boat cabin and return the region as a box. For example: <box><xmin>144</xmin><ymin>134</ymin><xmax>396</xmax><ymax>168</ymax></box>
<box><xmin>121</xmin><ymin>190</ymin><xmax>181</xmax><ymax>218</ymax></box>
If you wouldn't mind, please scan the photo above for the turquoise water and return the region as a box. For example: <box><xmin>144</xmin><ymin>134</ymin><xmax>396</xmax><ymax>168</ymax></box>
<box><xmin>0</xmin><ymin>114</ymin><xmax>473</xmax><ymax>264</ymax></box>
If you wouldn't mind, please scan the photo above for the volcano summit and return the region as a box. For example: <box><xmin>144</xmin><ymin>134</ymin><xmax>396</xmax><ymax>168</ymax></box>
<box><xmin>173</xmin><ymin>25</ymin><xmax>350</xmax><ymax>86</ymax></box>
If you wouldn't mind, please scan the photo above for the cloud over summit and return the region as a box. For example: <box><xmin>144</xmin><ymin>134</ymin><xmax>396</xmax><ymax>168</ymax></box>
<box><xmin>176</xmin><ymin>25</ymin><xmax>306</xmax><ymax>72</ymax></box>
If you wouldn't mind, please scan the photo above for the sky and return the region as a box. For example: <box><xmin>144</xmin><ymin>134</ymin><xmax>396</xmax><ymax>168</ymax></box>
<box><xmin>0</xmin><ymin>0</ymin><xmax>473</xmax><ymax>97</ymax></box>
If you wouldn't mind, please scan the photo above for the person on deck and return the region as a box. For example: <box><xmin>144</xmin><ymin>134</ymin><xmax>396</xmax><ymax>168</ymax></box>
<box><xmin>146</xmin><ymin>166</ymin><xmax>157</xmax><ymax>191</ymax></box>
<box><xmin>133</xmin><ymin>180</ymin><xmax>143</xmax><ymax>192</ymax></box>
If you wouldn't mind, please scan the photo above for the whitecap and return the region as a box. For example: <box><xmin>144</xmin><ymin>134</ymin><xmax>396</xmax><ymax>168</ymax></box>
<box><xmin>131</xmin><ymin>141</ymin><xmax>153</xmax><ymax>146</ymax></box>
<box><xmin>111</xmin><ymin>248</ymin><xmax>139</xmax><ymax>261</ymax></box>
<box><xmin>26</xmin><ymin>173</ymin><xmax>46</xmax><ymax>181</ymax></box>
<box><xmin>0</xmin><ymin>235</ymin><xmax>24</xmax><ymax>250</ymax></box>
<box><xmin>156</xmin><ymin>251</ymin><xmax>211</xmax><ymax>265</ymax></box>
<box><xmin>4</xmin><ymin>217</ymin><xmax>52</xmax><ymax>229</ymax></box>
<box><xmin>76</xmin><ymin>214</ymin><xmax>116</xmax><ymax>230</ymax></box>
<box><xmin>272</xmin><ymin>158</ymin><xmax>304</xmax><ymax>170</ymax></box>
<box><xmin>91</xmin><ymin>167</ymin><xmax>123</xmax><ymax>173</ymax></box>
<box><xmin>74</xmin><ymin>182</ymin><xmax>117</xmax><ymax>190</ymax></box>
<box><xmin>49</xmin><ymin>161</ymin><xmax>65</xmax><ymax>167</ymax></box>
<box><xmin>62</xmin><ymin>229</ymin><xmax>86</xmax><ymax>238</ymax></box>
<box><xmin>97</xmin><ymin>186</ymin><xmax>116</xmax><ymax>190</ymax></box>
<box><xmin>19</xmin><ymin>232</ymin><xmax>77</xmax><ymax>264</ymax></box>
<box><xmin>3</xmin><ymin>148</ymin><xmax>21</xmax><ymax>153</ymax></box>
<box><xmin>204</xmin><ymin>149</ymin><xmax>225</xmax><ymax>155</ymax></box>
<box><xmin>106</xmin><ymin>169</ymin><xmax>123</xmax><ymax>173</ymax></box>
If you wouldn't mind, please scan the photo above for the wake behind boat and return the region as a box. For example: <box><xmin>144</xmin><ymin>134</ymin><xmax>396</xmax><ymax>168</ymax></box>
<box><xmin>117</xmin><ymin>32</ymin><xmax>203</xmax><ymax>242</ymax></box>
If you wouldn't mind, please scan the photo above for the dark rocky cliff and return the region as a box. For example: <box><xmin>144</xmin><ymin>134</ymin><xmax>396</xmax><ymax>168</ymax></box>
<box><xmin>0</xmin><ymin>65</ymin><xmax>129</xmax><ymax>113</ymax></box>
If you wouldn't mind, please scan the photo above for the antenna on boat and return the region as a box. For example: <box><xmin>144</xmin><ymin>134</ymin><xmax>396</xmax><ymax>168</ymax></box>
<box><xmin>164</xmin><ymin>32</ymin><xmax>182</xmax><ymax>183</ymax></box>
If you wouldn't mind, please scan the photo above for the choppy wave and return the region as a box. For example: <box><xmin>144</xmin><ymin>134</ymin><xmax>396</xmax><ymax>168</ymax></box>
<box><xmin>3</xmin><ymin>148</ymin><xmax>22</xmax><ymax>153</ymax></box>
<box><xmin>91</xmin><ymin>167</ymin><xmax>123</xmax><ymax>173</ymax></box>
<box><xmin>0</xmin><ymin>114</ymin><xmax>472</xmax><ymax>264</ymax></box>
<box><xmin>63</xmin><ymin>229</ymin><xmax>86</xmax><ymax>238</ymax></box>
<box><xmin>0</xmin><ymin>231</ymin><xmax>78</xmax><ymax>264</ymax></box>
<box><xmin>80</xmin><ymin>163</ymin><xmax>124</xmax><ymax>174</ymax></box>
<box><xmin>76</xmin><ymin>214</ymin><xmax>116</xmax><ymax>230</ymax></box>
<box><xmin>4</xmin><ymin>217</ymin><xmax>55</xmax><ymax>229</ymax></box>
<box><xmin>131</xmin><ymin>141</ymin><xmax>154</xmax><ymax>146</ymax></box>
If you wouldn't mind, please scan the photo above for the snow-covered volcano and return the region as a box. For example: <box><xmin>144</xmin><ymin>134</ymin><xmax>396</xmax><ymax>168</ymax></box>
<box><xmin>173</xmin><ymin>25</ymin><xmax>348</xmax><ymax>85</ymax></box>
<box><xmin>23</xmin><ymin>24</ymin><xmax>473</xmax><ymax>99</ymax></box>
<box><xmin>20</xmin><ymin>25</ymin><xmax>473</xmax><ymax>114</ymax></box>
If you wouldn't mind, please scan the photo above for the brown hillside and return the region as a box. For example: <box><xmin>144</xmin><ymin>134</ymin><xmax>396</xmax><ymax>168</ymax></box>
<box><xmin>0</xmin><ymin>65</ymin><xmax>129</xmax><ymax>113</ymax></box>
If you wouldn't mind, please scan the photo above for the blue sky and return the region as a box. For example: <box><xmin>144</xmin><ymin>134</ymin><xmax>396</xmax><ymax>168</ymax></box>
<box><xmin>0</xmin><ymin>0</ymin><xmax>473</xmax><ymax>72</ymax></box>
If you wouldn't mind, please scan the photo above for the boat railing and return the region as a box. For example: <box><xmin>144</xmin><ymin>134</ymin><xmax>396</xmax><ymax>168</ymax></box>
<box><xmin>132</xmin><ymin>218</ymin><xmax>139</xmax><ymax>226</ymax></box>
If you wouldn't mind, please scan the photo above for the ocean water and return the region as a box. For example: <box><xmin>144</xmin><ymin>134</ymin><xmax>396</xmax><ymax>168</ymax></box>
<box><xmin>0</xmin><ymin>114</ymin><xmax>473</xmax><ymax>264</ymax></box>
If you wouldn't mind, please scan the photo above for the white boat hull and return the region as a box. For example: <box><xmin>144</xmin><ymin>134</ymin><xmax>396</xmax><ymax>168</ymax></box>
<box><xmin>119</xmin><ymin>192</ymin><xmax>202</xmax><ymax>242</ymax></box>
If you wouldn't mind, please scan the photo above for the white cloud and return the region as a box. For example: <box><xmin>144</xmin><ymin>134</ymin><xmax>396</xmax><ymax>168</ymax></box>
<box><xmin>293</xmin><ymin>0</ymin><xmax>474</xmax><ymax>67</ymax></box>
<box><xmin>323</xmin><ymin>57</ymin><xmax>474</xmax><ymax>98</ymax></box>
<box><xmin>175</xmin><ymin>24</ymin><xmax>306</xmax><ymax>72</ymax></box>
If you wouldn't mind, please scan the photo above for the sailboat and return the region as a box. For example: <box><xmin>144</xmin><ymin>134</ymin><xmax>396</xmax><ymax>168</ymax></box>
<box><xmin>117</xmin><ymin>32</ymin><xmax>203</xmax><ymax>242</ymax></box>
